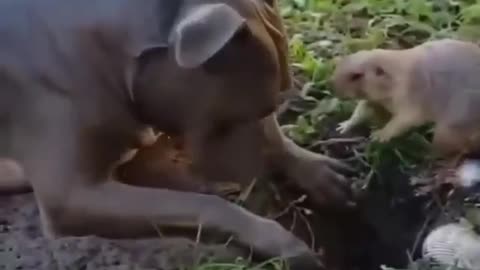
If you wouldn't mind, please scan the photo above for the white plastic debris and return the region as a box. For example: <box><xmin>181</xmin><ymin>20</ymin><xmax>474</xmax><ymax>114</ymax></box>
<box><xmin>457</xmin><ymin>160</ymin><xmax>480</xmax><ymax>188</ymax></box>
<box><xmin>422</xmin><ymin>220</ymin><xmax>480</xmax><ymax>269</ymax></box>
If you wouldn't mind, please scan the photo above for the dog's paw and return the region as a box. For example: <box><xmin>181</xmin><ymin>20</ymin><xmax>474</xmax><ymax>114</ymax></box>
<box><xmin>248</xmin><ymin>218</ymin><xmax>312</xmax><ymax>260</ymax></box>
<box><xmin>287</xmin><ymin>159</ymin><xmax>355</xmax><ymax>210</ymax></box>
<box><xmin>285</xmin><ymin>252</ymin><xmax>326</xmax><ymax>270</ymax></box>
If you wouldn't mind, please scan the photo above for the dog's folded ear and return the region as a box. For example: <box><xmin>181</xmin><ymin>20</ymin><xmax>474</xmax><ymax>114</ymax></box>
<box><xmin>169</xmin><ymin>3</ymin><xmax>247</xmax><ymax>68</ymax></box>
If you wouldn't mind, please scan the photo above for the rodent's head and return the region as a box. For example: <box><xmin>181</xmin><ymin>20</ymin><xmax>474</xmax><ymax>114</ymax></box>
<box><xmin>331</xmin><ymin>49</ymin><xmax>395</xmax><ymax>102</ymax></box>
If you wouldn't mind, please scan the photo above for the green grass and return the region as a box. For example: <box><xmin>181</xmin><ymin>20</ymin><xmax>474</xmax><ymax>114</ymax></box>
<box><xmin>195</xmin><ymin>0</ymin><xmax>480</xmax><ymax>269</ymax></box>
<box><xmin>280</xmin><ymin>0</ymin><xmax>480</xmax><ymax>175</ymax></box>
<box><xmin>190</xmin><ymin>257</ymin><xmax>288</xmax><ymax>270</ymax></box>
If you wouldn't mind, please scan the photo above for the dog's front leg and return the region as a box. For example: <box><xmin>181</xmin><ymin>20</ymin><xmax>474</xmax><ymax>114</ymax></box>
<box><xmin>0</xmin><ymin>158</ymin><xmax>30</xmax><ymax>194</ymax></box>
<box><xmin>261</xmin><ymin>113</ymin><xmax>354</xmax><ymax>208</ymax></box>
<box><xmin>19</xmin><ymin>129</ymin><xmax>322</xmax><ymax>268</ymax></box>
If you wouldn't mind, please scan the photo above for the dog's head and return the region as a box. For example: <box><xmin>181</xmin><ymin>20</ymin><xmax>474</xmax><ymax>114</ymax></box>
<box><xmin>130</xmin><ymin>0</ymin><xmax>291</xmax><ymax>135</ymax></box>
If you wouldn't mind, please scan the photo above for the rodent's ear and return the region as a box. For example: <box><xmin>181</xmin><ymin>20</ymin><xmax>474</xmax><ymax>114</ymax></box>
<box><xmin>169</xmin><ymin>3</ymin><xmax>247</xmax><ymax>68</ymax></box>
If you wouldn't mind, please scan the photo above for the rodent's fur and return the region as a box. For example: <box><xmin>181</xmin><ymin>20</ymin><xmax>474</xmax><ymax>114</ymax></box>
<box><xmin>332</xmin><ymin>38</ymin><xmax>480</xmax><ymax>156</ymax></box>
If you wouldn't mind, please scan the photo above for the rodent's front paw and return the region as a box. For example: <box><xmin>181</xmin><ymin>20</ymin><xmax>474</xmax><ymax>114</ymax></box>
<box><xmin>370</xmin><ymin>129</ymin><xmax>391</xmax><ymax>142</ymax></box>
<box><xmin>336</xmin><ymin>120</ymin><xmax>354</xmax><ymax>134</ymax></box>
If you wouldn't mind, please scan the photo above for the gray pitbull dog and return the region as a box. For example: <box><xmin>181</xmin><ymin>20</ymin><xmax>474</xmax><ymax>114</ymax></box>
<box><xmin>0</xmin><ymin>0</ymin><xmax>352</xmax><ymax>267</ymax></box>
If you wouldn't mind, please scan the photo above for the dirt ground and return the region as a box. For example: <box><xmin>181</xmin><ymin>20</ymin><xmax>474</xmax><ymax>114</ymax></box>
<box><xmin>0</xmin><ymin>128</ymin><xmax>458</xmax><ymax>270</ymax></box>
<box><xmin>0</xmin><ymin>194</ymin><xmax>248</xmax><ymax>270</ymax></box>
<box><xmin>0</xmin><ymin>169</ymin><xmax>448</xmax><ymax>270</ymax></box>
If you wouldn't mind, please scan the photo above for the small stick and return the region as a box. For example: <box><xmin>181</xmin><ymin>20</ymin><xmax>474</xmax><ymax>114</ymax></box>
<box><xmin>308</xmin><ymin>137</ymin><xmax>365</xmax><ymax>149</ymax></box>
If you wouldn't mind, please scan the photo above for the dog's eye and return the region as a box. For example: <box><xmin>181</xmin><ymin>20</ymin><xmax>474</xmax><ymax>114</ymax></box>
<box><xmin>349</xmin><ymin>73</ymin><xmax>363</xmax><ymax>81</ymax></box>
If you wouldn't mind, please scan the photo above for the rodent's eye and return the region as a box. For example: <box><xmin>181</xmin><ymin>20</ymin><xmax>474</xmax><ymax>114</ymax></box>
<box><xmin>349</xmin><ymin>73</ymin><xmax>363</xmax><ymax>81</ymax></box>
<box><xmin>375</xmin><ymin>66</ymin><xmax>386</xmax><ymax>76</ymax></box>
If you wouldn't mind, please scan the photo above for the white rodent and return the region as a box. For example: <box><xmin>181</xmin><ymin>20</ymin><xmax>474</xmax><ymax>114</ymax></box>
<box><xmin>332</xmin><ymin>39</ymin><xmax>480</xmax><ymax>157</ymax></box>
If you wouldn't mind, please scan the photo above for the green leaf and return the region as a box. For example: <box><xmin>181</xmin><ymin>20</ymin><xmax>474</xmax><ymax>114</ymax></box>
<box><xmin>461</xmin><ymin>3</ymin><xmax>480</xmax><ymax>24</ymax></box>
